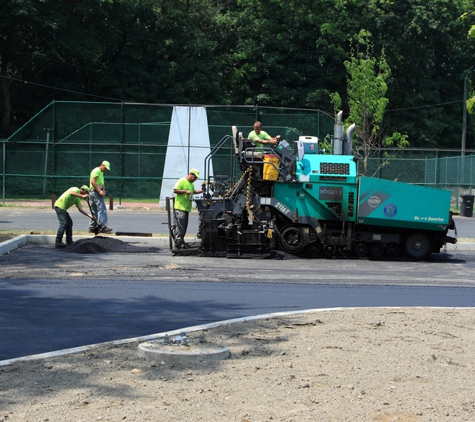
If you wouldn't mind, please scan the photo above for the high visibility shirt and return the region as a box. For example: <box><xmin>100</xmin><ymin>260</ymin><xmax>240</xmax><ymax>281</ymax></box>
<box><xmin>248</xmin><ymin>130</ymin><xmax>271</xmax><ymax>151</ymax></box>
<box><xmin>89</xmin><ymin>167</ymin><xmax>104</xmax><ymax>189</ymax></box>
<box><xmin>173</xmin><ymin>177</ymin><xmax>195</xmax><ymax>212</ymax></box>
<box><xmin>54</xmin><ymin>187</ymin><xmax>81</xmax><ymax>211</ymax></box>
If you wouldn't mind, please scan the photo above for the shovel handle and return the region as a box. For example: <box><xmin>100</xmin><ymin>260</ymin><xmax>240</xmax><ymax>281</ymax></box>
<box><xmin>86</xmin><ymin>198</ymin><xmax>94</xmax><ymax>217</ymax></box>
<box><xmin>86</xmin><ymin>198</ymin><xmax>100</xmax><ymax>235</ymax></box>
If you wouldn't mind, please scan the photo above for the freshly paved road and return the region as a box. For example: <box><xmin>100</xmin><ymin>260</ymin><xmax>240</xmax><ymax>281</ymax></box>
<box><xmin>2</xmin><ymin>277</ymin><xmax>475</xmax><ymax>362</ymax></box>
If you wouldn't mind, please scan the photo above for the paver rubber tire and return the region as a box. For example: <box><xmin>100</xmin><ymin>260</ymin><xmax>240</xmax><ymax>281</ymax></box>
<box><xmin>404</xmin><ymin>233</ymin><xmax>432</xmax><ymax>260</ymax></box>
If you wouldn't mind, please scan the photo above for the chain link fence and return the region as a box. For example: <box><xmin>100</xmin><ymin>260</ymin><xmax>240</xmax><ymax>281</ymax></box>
<box><xmin>1</xmin><ymin>101</ymin><xmax>474</xmax><ymax>209</ymax></box>
<box><xmin>1</xmin><ymin>102</ymin><xmax>333</xmax><ymax>201</ymax></box>
<box><xmin>365</xmin><ymin>150</ymin><xmax>475</xmax><ymax>208</ymax></box>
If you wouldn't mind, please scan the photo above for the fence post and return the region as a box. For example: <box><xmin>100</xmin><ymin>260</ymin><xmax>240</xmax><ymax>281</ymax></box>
<box><xmin>109</xmin><ymin>195</ymin><xmax>114</xmax><ymax>210</ymax></box>
<box><xmin>434</xmin><ymin>149</ymin><xmax>439</xmax><ymax>187</ymax></box>
<box><xmin>457</xmin><ymin>156</ymin><xmax>460</xmax><ymax>193</ymax></box>
<box><xmin>51</xmin><ymin>194</ymin><xmax>56</xmax><ymax>209</ymax></box>
<box><xmin>2</xmin><ymin>141</ymin><xmax>5</xmax><ymax>204</ymax></box>
<box><xmin>378</xmin><ymin>148</ymin><xmax>382</xmax><ymax>179</ymax></box>
<box><xmin>424</xmin><ymin>157</ymin><xmax>427</xmax><ymax>186</ymax></box>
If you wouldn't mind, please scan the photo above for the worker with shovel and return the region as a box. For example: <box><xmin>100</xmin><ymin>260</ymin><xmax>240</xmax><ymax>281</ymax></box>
<box><xmin>54</xmin><ymin>185</ymin><xmax>95</xmax><ymax>248</ymax></box>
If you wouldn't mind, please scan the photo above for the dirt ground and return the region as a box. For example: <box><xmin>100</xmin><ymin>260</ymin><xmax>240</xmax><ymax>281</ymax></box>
<box><xmin>1</xmin><ymin>307</ymin><xmax>475</xmax><ymax>422</ymax></box>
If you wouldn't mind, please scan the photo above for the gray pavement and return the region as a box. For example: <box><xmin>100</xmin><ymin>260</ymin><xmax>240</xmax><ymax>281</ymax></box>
<box><xmin>0</xmin><ymin>206</ymin><xmax>190</xmax><ymax>235</ymax></box>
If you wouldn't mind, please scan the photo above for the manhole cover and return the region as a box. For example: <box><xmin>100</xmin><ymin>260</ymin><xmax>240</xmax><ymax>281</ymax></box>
<box><xmin>138</xmin><ymin>334</ymin><xmax>230</xmax><ymax>363</ymax></box>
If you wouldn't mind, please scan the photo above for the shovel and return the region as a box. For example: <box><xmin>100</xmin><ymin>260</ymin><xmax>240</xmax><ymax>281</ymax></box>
<box><xmin>86</xmin><ymin>198</ymin><xmax>100</xmax><ymax>235</ymax></box>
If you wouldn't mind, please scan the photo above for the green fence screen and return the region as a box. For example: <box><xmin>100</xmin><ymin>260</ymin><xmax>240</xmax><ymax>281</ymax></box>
<box><xmin>1</xmin><ymin>101</ymin><xmax>474</xmax><ymax>208</ymax></box>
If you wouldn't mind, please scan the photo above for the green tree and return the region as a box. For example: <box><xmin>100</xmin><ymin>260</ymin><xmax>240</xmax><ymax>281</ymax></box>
<box><xmin>1</xmin><ymin>0</ymin><xmax>474</xmax><ymax>149</ymax></box>
<box><xmin>221</xmin><ymin>0</ymin><xmax>361</xmax><ymax>109</ymax></box>
<box><xmin>0</xmin><ymin>0</ymin><xmax>230</xmax><ymax>137</ymax></box>
<box><xmin>0</xmin><ymin>0</ymin><xmax>46</xmax><ymax>129</ymax></box>
<box><xmin>462</xmin><ymin>5</ymin><xmax>475</xmax><ymax>113</ymax></box>
<box><xmin>333</xmin><ymin>31</ymin><xmax>408</xmax><ymax>176</ymax></box>
<box><xmin>368</xmin><ymin>0</ymin><xmax>472</xmax><ymax>149</ymax></box>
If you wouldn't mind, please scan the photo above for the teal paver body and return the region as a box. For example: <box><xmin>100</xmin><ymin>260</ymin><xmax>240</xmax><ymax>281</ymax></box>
<box><xmin>357</xmin><ymin>177</ymin><xmax>451</xmax><ymax>232</ymax></box>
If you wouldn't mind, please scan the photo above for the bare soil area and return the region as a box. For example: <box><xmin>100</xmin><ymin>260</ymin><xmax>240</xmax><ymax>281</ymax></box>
<box><xmin>1</xmin><ymin>307</ymin><xmax>475</xmax><ymax>422</ymax></box>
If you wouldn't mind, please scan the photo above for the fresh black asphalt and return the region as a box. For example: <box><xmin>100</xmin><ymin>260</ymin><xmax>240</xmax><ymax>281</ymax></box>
<box><xmin>2</xmin><ymin>278</ymin><xmax>475</xmax><ymax>361</ymax></box>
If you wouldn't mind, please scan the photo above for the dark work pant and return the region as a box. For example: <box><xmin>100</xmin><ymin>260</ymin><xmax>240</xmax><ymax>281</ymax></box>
<box><xmin>55</xmin><ymin>207</ymin><xmax>73</xmax><ymax>243</ymax></box>
<box><xmin>173</xmin><ymin>209</ymin><xmax>189</xmax><ymax>246</ymax></box>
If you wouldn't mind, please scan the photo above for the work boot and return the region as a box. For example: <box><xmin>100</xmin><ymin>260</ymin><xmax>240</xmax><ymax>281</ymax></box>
<box><xmin>55</xmin><ymin>242</ymin><xmax>67</xmax><ymax>249</ymax></box>
<box><xmin>88</xmin><ymin>227</ymin><xmax>98</xmax><ymax>233</ymax></box>
<box><xmin>100</xmin><ymin>226</ymin><xmax>113</xmax><ymax>234</ymax></box>
<box><xmin>66</xmin><ymin>240</ymin><xmax>74</xmax><ymax>245</ymax></box>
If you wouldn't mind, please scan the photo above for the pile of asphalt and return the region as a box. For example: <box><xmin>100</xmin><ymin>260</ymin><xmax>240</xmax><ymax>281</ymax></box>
<box><xmin>265</xmin><ymin>250</ymin><xmax>302</xmax><ymax>260</ymax></box>
<box><xmin>62</xmin><ymin>236</ymin><xmax>161</xmax><ymax>254</ymax></box>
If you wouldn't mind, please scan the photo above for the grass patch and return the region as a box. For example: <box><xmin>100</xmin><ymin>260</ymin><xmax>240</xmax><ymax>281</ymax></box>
<box><xmin>0</xmin><ymin>231</ymin><xmax>26</xmax><ymax>242</ymax></box>
<box><xmin>0</xmin><ymin>203</ymin><xmax>51</xmax><ymax>209</ymax></box>
<box><xmin>116</xmin><ymin>198</ymin><xmax>158</xmax><ymax>203</ymax></box>
<box><xmin>0</xmin><ymin>229</ymin><xmax>90</xmax><ymax>243</ymax></box>
<box><xmin>0</xmin><ymin>230</ymin><xmax>169</xmax><ymax>243</ymax></box>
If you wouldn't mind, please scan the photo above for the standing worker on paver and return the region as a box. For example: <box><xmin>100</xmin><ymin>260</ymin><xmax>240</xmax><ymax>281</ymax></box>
<box><xmin>89</xmin><ymin>160</ymin><xmax>113</xmax><ymax>234</ymax></box>
<box><xmin>173</xmin><ymin>169</ymin><xmax>203</xmax><ymax>249</ymax></box>
<box><xmin>248</xmin><ymin>121</ymin><xmax>280</xmax><ymax>151</ymax></box>
<box><xmin>54</xmin><ymin>185</ymin><xmax>95</xmax><ymax>248</ymax></box>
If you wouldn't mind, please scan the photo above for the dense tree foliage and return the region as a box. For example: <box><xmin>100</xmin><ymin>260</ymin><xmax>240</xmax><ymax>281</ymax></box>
<box><xmin>463</xmin><ymin>1</ymin><xmax>475</xmax><ymax>114</ymax></box>
<box><xmin>1</xmin><ymin>0</ymin><xmax>474</xmax><ymax>149</ymax></box>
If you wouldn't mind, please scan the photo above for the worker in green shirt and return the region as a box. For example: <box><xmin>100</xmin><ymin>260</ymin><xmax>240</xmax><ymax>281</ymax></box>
<box><xmin>248</xmin><ymin>121</ymin><xmax>280</xmax><ymax>151</ymax></box>
<box><xmin>89</xmin><ymin>160</ymin><xmax>113</xmax><ymax>234</ymax></box>
<box><xmin>54</xmin><ymin>185</ymin><xmax>95</xmax><ymax>248</ymax></box>
<box><xmin>173</xmin><ymin>169</ymin><xmax>203</xmax><ymax>249</ymax></box>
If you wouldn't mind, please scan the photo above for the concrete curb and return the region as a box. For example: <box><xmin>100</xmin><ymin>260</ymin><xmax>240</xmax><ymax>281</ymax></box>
<box><xmin>0</xmin><ymin>307</ymin><xmax>343</xmax><ymax>366</ymax></box>
<box><xmin>0</xmin><ymin>235</ymin><xmax>29</xmax><ymax>255</ymax></box>
<box><xmin>450</xmin><ymin>243</ymin><xmax>475</xmax><ymax>251</ymax></box>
